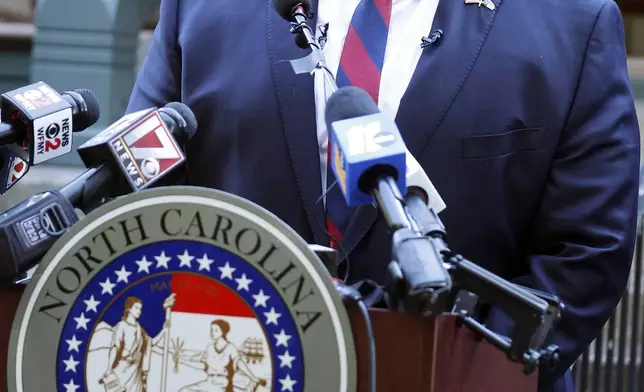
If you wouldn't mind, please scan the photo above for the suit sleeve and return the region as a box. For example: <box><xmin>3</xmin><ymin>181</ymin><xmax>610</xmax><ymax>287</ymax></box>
<box><xmin>486</xmin><ymin>1</ymin><xmax>640</xmax><ymax>387</ymax></box>
<box><xmin>126</xmin><ymin>0</ymin><xmax>181</xmax><ymax>113</ymax></box>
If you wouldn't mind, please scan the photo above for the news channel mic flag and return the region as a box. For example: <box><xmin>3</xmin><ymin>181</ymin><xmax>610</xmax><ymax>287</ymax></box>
<box><xmin>8</xmin><ymin>187</ymin><xmax>358</xmax><ymax>392</ymax></box>
<box><xmin>1</xmin><ymin>82</ymin><xmax>77</xmax><ymax>164</ymax></box>
<box><xmin>0</xmin><ymin>81</ymin><xmax>101</xmax><ymax>195</ymax></box>
<box><xmin>329</xmin><ymin>105</ymin><xmax>407</xmax><ymax>207</ymax></box>
<box><xmin>0</xmin><ymin>81</ymin><xmax>65</xmax><ymax>195</ymax></box>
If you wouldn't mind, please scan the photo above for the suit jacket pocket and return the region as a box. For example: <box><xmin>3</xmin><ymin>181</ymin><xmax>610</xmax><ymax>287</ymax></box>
<box><xmin>462</xmin><ymin>127</ymin><xmax>548</xmax><ymax>159</ymax></box>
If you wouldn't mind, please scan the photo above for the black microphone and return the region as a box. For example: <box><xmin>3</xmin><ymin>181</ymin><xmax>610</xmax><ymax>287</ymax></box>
<box><xmin>326</xmin><ymin>88</ymin><xmax>562</xmax><ymax>370</ymax></box>
<box><xmin>0</xmin><ymin>82</ymin><xmax>100</xmax><ymax>166</ymax></box>
<box><xmin>324</xmin><ymin>86</ymin><xmax>410</xmax><ymax>224</ymax></box>
<box><xmin>273</xmin><ymin>0</ymin><xmax>341</xmax><ymax>97</ymax></box>
<box><xmin>272</xmin><ymin>0</ymin><xmax>312</xmax><ymax>23</ymax></box>
<box><xmin>272</xmin><ymin>0</ymin><xmax>320</xmax><ymax>49</ymax></box>
<box><xmin>0</xmin><ymin>102</ymin><xmax>198</xmax><ymax>284</ymax></box>
<box><xmin>61</xmin><ymin>102</ymin><xmax>198</xmax><ymax>213</ymax></box>
<box><xmin>420</xmin><ymin>29</ymin><xmax>444</xmax><ymax>49</ymax></box>
<box><xmin>0</xmin><ymin>189</ymin><xmax>78</xmax><ymax>284</ymax></box>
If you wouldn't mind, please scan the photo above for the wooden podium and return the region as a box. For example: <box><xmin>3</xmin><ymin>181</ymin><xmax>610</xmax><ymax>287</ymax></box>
<box><xmin>346</xmin><ymin>305</ymin><xmax>538</xmax><ymax>391</ymax></box>
<box><xmin>0</xmin><ymin>284</ymin><xmax>537</xmax><ymax>392</ymax></box>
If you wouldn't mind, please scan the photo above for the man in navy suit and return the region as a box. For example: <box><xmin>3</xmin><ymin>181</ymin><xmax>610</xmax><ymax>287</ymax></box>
<box><xmin>126</xmin><ymin>0</ymin><xmax>640</xmax><ymax>390</ymax></box>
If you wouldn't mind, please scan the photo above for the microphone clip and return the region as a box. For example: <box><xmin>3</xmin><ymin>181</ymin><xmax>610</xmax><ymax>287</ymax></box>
<box><xmin>289</xmin><ymin>6</ymin><xmax>318</xmax><ymax>50</ymax></box>
<box><xmin>420</xmin><ymin>29</ymin><xmax>444</xmax><ymax>49</ymax></box>
<box><xmin>317</xmin><ymin>23</ymin><xmax>329</xmax><ymax>49</ymax></box>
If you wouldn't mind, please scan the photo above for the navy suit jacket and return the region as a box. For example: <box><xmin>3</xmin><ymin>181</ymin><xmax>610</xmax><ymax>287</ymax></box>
<box><xmin>126</xmin><ymin>0</ymin><xmax>640</xmax><ymax>390</ymax></box>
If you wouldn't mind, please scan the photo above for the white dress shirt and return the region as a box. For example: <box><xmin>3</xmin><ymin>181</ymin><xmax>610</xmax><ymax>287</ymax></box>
<box><xmin>314</xmin><ymin>0</ymin><xmax>440</xmax><ymax>196</ymax></box>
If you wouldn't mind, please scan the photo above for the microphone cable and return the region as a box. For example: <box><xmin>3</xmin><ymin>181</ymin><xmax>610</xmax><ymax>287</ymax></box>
<box><xmin>334</xmin><ymin>280</ymin><xmax>376</xmax><ymax>392</ymax></box>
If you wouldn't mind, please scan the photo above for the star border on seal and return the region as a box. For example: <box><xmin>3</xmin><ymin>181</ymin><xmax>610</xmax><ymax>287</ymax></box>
<box><xmin>56</xmin><ymin>241</ymin><xmax>305</xmax><ymax>392</ymax></box>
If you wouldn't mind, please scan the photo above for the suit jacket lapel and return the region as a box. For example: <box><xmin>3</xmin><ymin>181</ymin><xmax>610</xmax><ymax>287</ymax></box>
<box><xmin>398</xmin><ymin>0</ymin><xmax>503</xmax><ymax>157</ymax></box>
<box><xmin>340</xmin><ymin>0</ymin><xmax>503</xmax><ymax>259</ymax></box>
<box><xmin>266</xmin><ymin>0</ymin><xmax>328</xmax><ymax>246</ymax></box>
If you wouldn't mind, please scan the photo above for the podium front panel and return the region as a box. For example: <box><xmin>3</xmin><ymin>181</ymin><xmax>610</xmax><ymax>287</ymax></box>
<box><xmin>347</xmin><ymin>307</ymin><xmax>538</xmax><ymax>392</ymax></box>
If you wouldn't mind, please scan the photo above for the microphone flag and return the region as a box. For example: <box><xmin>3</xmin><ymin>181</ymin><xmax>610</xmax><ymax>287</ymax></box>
<box><xmin>330</xmin><ymin>112</ymin><xmax>407</xmax><ymax>206</ymax></box>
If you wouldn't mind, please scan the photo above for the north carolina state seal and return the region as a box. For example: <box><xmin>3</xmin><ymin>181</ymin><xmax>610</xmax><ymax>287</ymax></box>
<box><xmin>9</xmin><ymin>187</ymin><xmax>357</xmax><ymax>392</ymax></box>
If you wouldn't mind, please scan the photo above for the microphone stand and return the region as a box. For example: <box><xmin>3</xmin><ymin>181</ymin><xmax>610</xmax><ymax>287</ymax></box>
<box><xmin>60</xmin><ymin>164</ymin><xmax>114</xmax><ymax>214</ymax></box>
<box><xmin>445</xmin><ymin>253</ymin><xmax>562</xmax><ymax>374</ymax></box>
<box><xmin>372</xmin><ymin>176</ymin><xmax>452</xmax><ymax>313</ymax></box>
<box><xmin>387</xmin><ymin>195</ymin><xmax>563</xmax><ymax>375</ymax></box>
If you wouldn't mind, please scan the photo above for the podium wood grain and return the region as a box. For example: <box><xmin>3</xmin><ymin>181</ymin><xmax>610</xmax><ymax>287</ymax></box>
<box><xmin>0</xmin><ymin>285</ymin><xmax>537</xmax><ymax>391</ymax></box>
<box><xmin>346</xmin><ymin>306</ymin><xmax>538</xmax><ymax>392</ymax></box>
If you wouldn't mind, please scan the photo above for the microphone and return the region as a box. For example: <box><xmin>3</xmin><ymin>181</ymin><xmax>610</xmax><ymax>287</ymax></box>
<box><xmin>0</xmin><ymin>82</ymin><xmax>100</xmax><ymax>165</ymax></box>
<box><xmin>272</xmin><ymin>0</ymin><xmax>312</xmax><ymax>25</ymax></box>
<box><xmin>0</xmin><ymin>189</ymin><xmax>78</xmax><ymax>284</ymax></box>
<box><xmin>326</xmin><ymin>86</ymin><xmax>452</xmax><ymax>312</ymax></box>
<box><xmin>0</xmin><ymin>102</ymin><xmax>198</xmax><ymax>284</ymax></box>
<box><xmin>326</xmin><ymin>86</ymin><xmax>407</xmax><ymax>208</ymax></box>
<box><xmin>327</xmin><ymin>88</ymin><xmax>563</xmax><ymax>370</ymax></box>
<box><xmin>272</xmin><ymin>0</ymin><xmax>311</xmax><ymax>19</ymax></box>
<box><xmin>420</xmin><ymin>30</ymin><xmax>444</xmax><ymax>49</ymax></box>
<box><xmin>272</xmin><ymin>0</ymin><xmax>340</xmax><ymax>91</ymax></box>
<box><xmin>272</xmin><ymin>0</ymin><xmax>314</xmax><ymax>49</ymax></box>
<box><xmin>62</xmin><ymin>102</ymin><xmax>198</xmax><ymax>213</ymax></box>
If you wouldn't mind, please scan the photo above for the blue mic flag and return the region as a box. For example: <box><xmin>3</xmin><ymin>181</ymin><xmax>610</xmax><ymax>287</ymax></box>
<box><xmin>329</xmin><ymin>112</ymin><xmax>407</xmax><ymax>207</ymax></box>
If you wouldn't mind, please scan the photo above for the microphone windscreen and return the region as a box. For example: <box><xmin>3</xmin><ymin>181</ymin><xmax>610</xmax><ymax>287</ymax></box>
<box><xmin>325</xmin><ymin>86</ymin><xmax>379</xmax><ymax>131</ymax></box>
<box><xmin>325</xmin><ymin>86</ymin><xmax>406</xmax><ymax>205</ymax></box>
<box><xmin>272</xmin><ymin>0</ymin><xmax>312</xmax><ymax>21</ymax></box>
<box><xmin>295</xmin><ymin>31</ymin><xmax>310</xmax><ymax>49</ymax></box>
<box><xmin>164</xmin><ymin>102</ymin><xmax>198</xmax><ymax>140</ymax></box>
<box><xmin>65</xmin><ymin>89</ymin><xmax>101</xmax><ymax>132</ymax></box>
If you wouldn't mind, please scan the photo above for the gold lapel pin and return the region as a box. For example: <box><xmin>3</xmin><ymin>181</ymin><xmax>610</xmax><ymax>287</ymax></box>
<box><xmin>465</xmin><ymin>0</ymin><xmax>496</xmax><ymax>11</ymax></box>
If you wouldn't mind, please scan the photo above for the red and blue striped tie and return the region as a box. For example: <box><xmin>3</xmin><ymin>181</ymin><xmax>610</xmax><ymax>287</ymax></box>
<box><xmin>326</xmin><ymin>0</ymin><xmax>392</xmax><ymax>249</ymax></box>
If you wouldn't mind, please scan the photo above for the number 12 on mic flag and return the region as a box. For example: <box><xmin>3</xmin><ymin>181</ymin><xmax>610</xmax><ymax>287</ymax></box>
<box><xmin>329</xmin><ymin>113</ymin><xmax>407</xmax><ymax>206</ymax></box>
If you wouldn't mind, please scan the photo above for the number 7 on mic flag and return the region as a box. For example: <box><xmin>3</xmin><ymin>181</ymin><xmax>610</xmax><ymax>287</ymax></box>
<box><xmin>77</xmin><ymin>108</ymin><xmax>185</xmax><ymax>192</ymax></box>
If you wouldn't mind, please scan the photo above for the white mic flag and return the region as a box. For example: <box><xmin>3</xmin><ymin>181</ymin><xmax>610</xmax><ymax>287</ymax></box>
<box><xmin>405</xmin><ymin>150</ymin><xmax>446</xmax><ymax>213</ymax></box>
